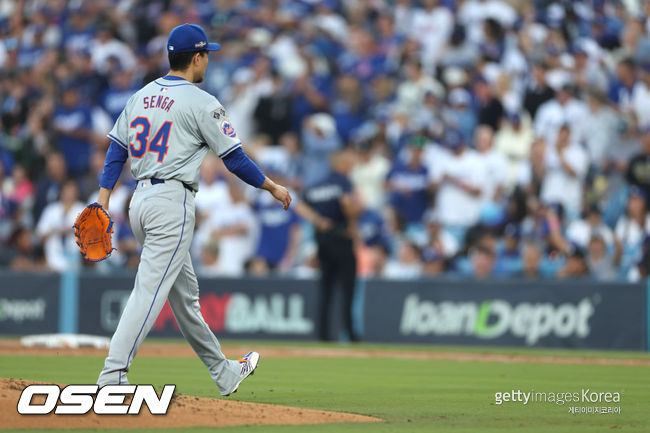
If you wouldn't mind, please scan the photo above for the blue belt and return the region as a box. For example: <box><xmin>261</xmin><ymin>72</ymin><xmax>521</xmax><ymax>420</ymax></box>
<box><xmin>150</xmin><ymin>178</ymin><xmax>193</xmax><ymax>192</ymax></box>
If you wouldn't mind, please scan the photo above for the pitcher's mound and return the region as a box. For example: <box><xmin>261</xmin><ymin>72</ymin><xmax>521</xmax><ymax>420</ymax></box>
<box><xmin>0</xmin><ymin>378</ymin><xmax>381</xmax><ymax>429</ymax></box>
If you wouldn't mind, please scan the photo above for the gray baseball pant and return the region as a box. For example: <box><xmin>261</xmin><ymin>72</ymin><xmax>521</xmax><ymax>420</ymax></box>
<box><xmin>97</xmin><ymin>179</ymin><xmax>241</xmax><ymax>395</ymax></box>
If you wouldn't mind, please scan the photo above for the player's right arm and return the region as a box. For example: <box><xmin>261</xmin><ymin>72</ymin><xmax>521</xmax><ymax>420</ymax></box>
<box><xmin>194</xmin><ymin>96</ymin><xmax>292</xmax><ymax>210</ymax></box>
<box><xmin>97</xmin><ymin>96</ymin><xmax>133</xmax><ymax>208</ymax></box>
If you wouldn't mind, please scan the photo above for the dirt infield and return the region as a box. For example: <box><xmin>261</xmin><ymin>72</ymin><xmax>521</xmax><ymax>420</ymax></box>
<box><xmin>1</xmin><ymin>340</ymin><xmax>650</xmax><ymax>366</ymax></box>
<box><xmin>0</xmin><ymin>378</ymin><xmax>381</xmax><ymax>429</ymax></box>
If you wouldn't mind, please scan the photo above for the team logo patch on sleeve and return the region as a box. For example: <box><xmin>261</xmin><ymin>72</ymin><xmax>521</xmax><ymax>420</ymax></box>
<box><xmin>220</xmin><ymin>120</ymin><xmax>237</xmax><ymax>138</ymax></box>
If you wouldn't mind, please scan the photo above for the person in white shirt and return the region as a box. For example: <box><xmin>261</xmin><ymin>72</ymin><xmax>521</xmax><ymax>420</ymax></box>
<box><xmin>409</xmin><ymin>0</ymin><xmax>454</xmax><ymax>72</ymax></box>
<box><xmin>632</xmin><ymin>63</ymin><xmax>650</xmax><ymax>128</ymax></box>
<box><xmin>540</xmin><ymin>124</ymin><xmax>589</xmax><ymax>220</ymax></box>
<box><xmin>203</xmin><ymin>184</ymin><xmax>259</xmax><ymax>276</ymax></box>
<box><xmin>350</xmin><ymin>138</ymin><xmax>391</xmax><ymax>210</ymax></box>
<box><xmin>474</xmin><ymin>125</ymin><xmax>508</xmax><ymax>208</ymax></box>
<box><xmin>36</xmin><ymin>180</ymin><xmax>85</xmax><ymax>272</ymax></box>
<box><xmin>534</xmin><ymin>85</ymin><xmax>589</xmax><ymax>148</ymax></box>
<box><xmin>432</xmin><ymin>129</ymin><xmax>483</xmax><ymax>235</ymax></box>
<box><xmin>566</xmin><ymin>204</ymin><xmax>615</xmax><ymax>249</ymax></box>
<box><xmin>494</xmin><ymin>112</ymin><xmax>534</xmax><ymax>190</ymax></box>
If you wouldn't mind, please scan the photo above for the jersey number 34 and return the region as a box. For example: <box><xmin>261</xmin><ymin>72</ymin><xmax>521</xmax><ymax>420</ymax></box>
<box><xmin>129</xmin><ymin>117</ymin><xmax>172</xmax><ymax>163</ymax></box>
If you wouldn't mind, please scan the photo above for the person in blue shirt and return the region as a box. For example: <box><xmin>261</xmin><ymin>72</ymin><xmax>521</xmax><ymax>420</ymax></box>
<box><xmin>357</xmin><ymin>207</ymin><xmax>387</xmax><ymax>248</ymax></box>
<box><xmin>494</xmin><ymin>223</ymin><xmax>523</xmax><ymax>277</ymax></box>
<box><xmin>251</xmin><ymin>171</ymin><xmax>302</xmax><ymax>271</ymax></box>
<box><xmin>331</xmin><ymin>75</ymin><xmax>368</xmax><ymax>143</ymax></box>
<box><xmin>101</xmin><ymin>69</ymin><xmax>138</xmax><ymax>122</ymax></box>
<box><xmin>52</xmin><ymin>84</ymin><xmax>93</xmax><ymax>175</ymax></box>
<box><xmin>385</xmin><ymin>135</ymin><xmax>430</xmax><ymax>227</ymax></box>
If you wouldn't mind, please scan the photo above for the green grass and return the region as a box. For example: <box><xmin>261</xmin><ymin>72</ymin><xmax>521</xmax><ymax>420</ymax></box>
<box><xmin>1</xmin><ymin>342</ymin><xmax>648</xmax><ymax>432</ymax></box>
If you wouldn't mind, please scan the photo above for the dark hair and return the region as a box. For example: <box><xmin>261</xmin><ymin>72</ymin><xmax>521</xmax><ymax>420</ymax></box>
<box><xmin>168</xmin><ymin>50</ymin><xmax>206</xmax><ymax>71</ymax></box>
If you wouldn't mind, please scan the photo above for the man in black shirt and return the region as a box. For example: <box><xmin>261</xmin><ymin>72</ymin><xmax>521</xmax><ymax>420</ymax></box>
<box><xmin>626</xmin><ymin>127</ymin><xmax>650</xmax><ymax>199</ymax></box>
<box><xmin>299</xmin><ymin>150</ymin><xmax>361</xmax><ymax>342</ymax></box>
<box><xmin>473</xmin><ymin>75</ymin><xmax>503</xmax><ymax>131</ymax></box>
<box><xmin>523</xmin><ymin>60</ymin><xmax>554</xmax><ymax>119</ymax></box>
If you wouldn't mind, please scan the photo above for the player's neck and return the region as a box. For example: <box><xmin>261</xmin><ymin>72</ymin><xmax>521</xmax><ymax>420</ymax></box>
<box><xmin>167</xmin><ymin>69</ymin><xmax>194</xmax><ymax>83</ymax></box>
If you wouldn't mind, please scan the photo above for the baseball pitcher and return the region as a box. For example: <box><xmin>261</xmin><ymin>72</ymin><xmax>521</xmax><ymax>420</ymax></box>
<box><xmin>94</xmin><ymin>24</ymin><xmax>291</xmax><ymax>395</ymax></box>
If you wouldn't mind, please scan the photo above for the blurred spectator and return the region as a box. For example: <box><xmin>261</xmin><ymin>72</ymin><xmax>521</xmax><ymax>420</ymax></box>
<box><xmin>519</xmin><ymin>239</ymin><xmax>544</xmax><ymax>279</ymax></box>
<box><xmin>331</xmin><ymin>75</ymin><xmax>367</xmax><ymax>143</ymax></box>
<box><xmin>494</xmin><ymin>224</ymin><xmax>522</xmax><ymax>277</ymax></box>
<box><xmin>540</xmin><ymin>124</ymin><xmax>589</xmax><ymax>219</ymax></box>
<box><xmin>90</xmin><ymin>24</ymin><xmax>136</xmax><ymax>74</ymax></box>
<box><xmin>632</xmin><ymin>63</ymin><xmax>650</xmax><ymax>128</ymax></box>
<box><xmin>194</xmin><ymin>154</ymin><xmax>231</xmax><ymax>228</ymax></box>
<box><xmin>0</xmin><ymin>226</ymin><xmax>44</xmax><ymax>271</ymax></box>
<box><xmin>566</xmin><ymin>204</ymin><xmax>615</xmax><ymax>249</ymax></box>
<box><xmin>534</xmin><ymin>85</ymin><xmax>588</xmax><ymax>148</ymax></box>
<box><xmin>523</xmin><ymin>60</ymin><xmax>555</xmax><ymax>120</ymax></box>
<box><xmin>626</xmin><ymin>127</ymin><xmax>650</xmax><ymax>199</ymax></box>
<box><xmin>557</xmin><ymin>245</ymin><xmax>589</xmax><ymax>279</ymax></box>
<box><xmin>433</xmin><ymin>129</ymin><xmax>482</xmax><ymax>236</ymax></box>
<box><xmin>200</xmin><ymin>184</ymin><xmax>258</xmax><ymax>277</ymax></box>
<box><xmin>587</xmin><ymin>234</ymin><xmax>618</xmax><ymax>281</ymax></box>
<box><xmin>615</xmin><ymin>187</ymin><xmax>650</xmax><ymax>278</ymax></box>
<box><xmin>52</xmin><ymin>85</ymin><xmax>94</xmax><ymax>175</ymax></box>
<box><xmin>474</xmin><ymin>125</ymin><xmax>508</xmax><ymax>224</ymax></box>
<box><xmin>253</xmin><ymin>71</ymin><xmax>292</xmax><ymax>144</ymax></box>
<box><xmin>350</xmin><ymin>135</ymin><xmax>390</xmax><ymax>211</ymax></box>
<box><xmin>386</xmin><ymin>135</ymin><xmax>430</xmax><ymax>227</ymax></box>
<box><xmin>301</xmin><ymin>113</ymin><xmax>342</xmax><ymax>188</ymax></box>
<box><xmin>583</xmin><ymin>88</ymin><xmax>619</xmax><ymax>169</ymax></box>
<box><xmin>101</xmin><ymin>70</ymin><xmax>138</xmax><ymax>122</ymax></box>
<box><xmin>383</xmin><ymin>240</ymin><xmax>423</xmax><ymax>280</ymax></box>
<box><xmin>250</xmin><ymin>178</ymin><xmax>301</xmax><ymax>272</ymax></box>
<box><xmin>471</xmin><ymin>243</ymin><xmax>496</xmax><ymax>280</ymax></box>
<box><xmin>494</xmin><ymin>112</ymin><xmax>534</xmax><ymax>190</ymax></box>
<box><xmin>473</xmin><ymin>76</ymin><xmax>504</xmax><ymax>131</ymax></box>
<box><xmin>424</xmin><ymin>211</ymin><xmax>459</xmax><ymax>260</ymax></box>
<box><xmin>422</xmin><ymin>247</ymin><xmax>445</xmax><ymax>277</ymax></box>
<box><xmin>35</xmin><ymin>179</ymin><xmax>84</xmax><ymax>271</ymax></box>
<box><xmin>33</xmin><ymin>152</ymin><xmax>67</xmax><ymax>223</ymax></box>
<box><xmin>444</xmin><ymin>87</ymin><xmax>477</xmax><ymax>145</ymax></box>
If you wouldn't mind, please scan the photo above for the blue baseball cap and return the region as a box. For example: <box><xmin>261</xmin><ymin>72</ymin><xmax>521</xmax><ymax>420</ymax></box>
<box><xmin>167</xmin><ymin>24</ymin><xmax>221</xmax><ymax>53</ymax></box>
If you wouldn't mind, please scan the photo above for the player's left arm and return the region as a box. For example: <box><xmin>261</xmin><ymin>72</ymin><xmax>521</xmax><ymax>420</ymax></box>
<box><xmin>221</xmin><ymin>148</ymin><xmax>291</xmax><ymax>210</ymax></box>
<box><xmin>195</xmin><ymin>98</ymin><xmax>291</xmax><ymax>209</ymax></box>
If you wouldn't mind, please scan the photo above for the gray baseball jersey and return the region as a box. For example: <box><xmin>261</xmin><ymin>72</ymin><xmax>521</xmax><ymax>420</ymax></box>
<box><xmin>107</xmin><ymin>76</ymin><xmax>241</xmax><ymax>190</ymax></box>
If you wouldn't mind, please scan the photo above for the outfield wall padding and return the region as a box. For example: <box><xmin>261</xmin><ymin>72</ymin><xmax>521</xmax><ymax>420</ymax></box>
<box><xmin>0</xmin><ymin>272</ymin><xmax>646</xmax><ymax>350</ymax></box>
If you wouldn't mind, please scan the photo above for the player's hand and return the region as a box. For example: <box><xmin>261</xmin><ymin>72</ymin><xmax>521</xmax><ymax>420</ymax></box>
<box><xmin>262</xmin><ymin>177</ymin><xmax>292</xmax><ymax>210</ymax></box>
<box><xmin>271</xmin><ymin>184</ymin><xmax>292</xmax><ymax>210</ymax></box>
<box><xmin>274</xmin><ymin>185</ymin><xmax>292</xmax><ymax>210</ymax></box>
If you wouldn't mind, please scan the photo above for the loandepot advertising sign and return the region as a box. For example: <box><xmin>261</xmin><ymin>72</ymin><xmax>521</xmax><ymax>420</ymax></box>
<box><xmin>400</xmin><ymin>295</ymin><xmax>595</xmax><ymax>345</ymax></box>
<box><xmin>363</xmin><ymin>280</ymin><xmax>645</xmax><ymax>349</ymax></box>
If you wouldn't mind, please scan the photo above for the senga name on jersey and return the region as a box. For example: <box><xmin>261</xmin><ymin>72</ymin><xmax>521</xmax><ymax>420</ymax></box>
<box><xmin>143</xmin><ymin>95</ymin><xmax>175</xmax><ymax>112</ymax></box>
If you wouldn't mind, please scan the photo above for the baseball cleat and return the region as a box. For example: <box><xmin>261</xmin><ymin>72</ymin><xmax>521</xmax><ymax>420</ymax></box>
<box><xmin>224</xmin><ymin>351</ymin><xmax>259</xmax><ymax>396</ymax></box>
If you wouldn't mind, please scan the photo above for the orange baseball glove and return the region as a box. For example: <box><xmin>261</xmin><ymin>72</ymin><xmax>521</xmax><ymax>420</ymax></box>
<box><xmin>73</xmin><ymin>203</ymin><xmax>114</xmax><ymax>262</ymax></box>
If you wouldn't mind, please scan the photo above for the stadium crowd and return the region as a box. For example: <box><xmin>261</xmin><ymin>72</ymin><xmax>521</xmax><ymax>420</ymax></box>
<box><xmin>1</xmin><ymin>0</ymin><xmax>650</xmax><ymax>281</ymax></box>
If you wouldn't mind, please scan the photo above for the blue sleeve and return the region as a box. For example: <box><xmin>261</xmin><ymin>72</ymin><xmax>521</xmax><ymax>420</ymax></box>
<box><xmin>99</xmin><ymin>141</ymin><xmax>128</xmax><ymax>190</ymax></box>
<box><xmin>222</xmin><ymin>147</ymin><xmax>266</xmax><ymax>188</ymax></box>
